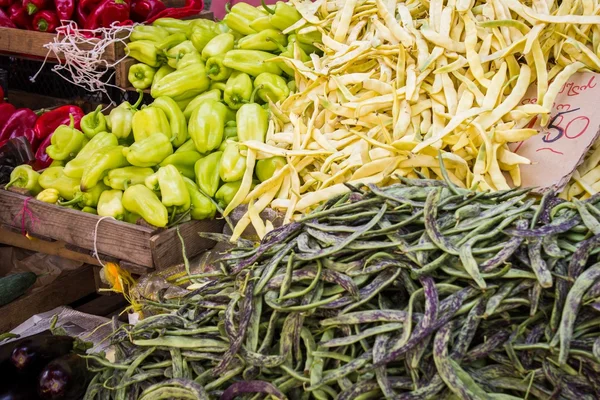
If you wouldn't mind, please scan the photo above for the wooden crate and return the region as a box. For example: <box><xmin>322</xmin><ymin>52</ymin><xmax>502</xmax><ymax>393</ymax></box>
<box><xmin>0</xmin><ymin>190</ymin><xmax>224</xmax><ymax>273</ymax></box>
<box><xmin>0</xmin><ymin>265</ymin><xmax>96</xmax><ymax>333</ymax></box>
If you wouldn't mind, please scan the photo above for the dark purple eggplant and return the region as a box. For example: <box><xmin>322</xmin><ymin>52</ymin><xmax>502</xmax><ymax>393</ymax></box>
<box><xmin>0</xmin><ymin>359</ymin><xmax>41</xmax><ymax>400</ymax></box>
<box><xmin>10</xmin><ymin>335</ymin><xmax>74</xmax><ymax>374</ymax></box>
<box><xmin>38</xmin><ymin>353</ymin><xmax>90</xmax><ymax>400</ymax></box>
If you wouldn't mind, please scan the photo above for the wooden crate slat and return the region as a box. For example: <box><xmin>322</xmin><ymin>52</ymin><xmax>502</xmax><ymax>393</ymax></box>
<box><xmin>150</xmin><ymin>218</ymin><xmax>225</xmax><ymax>270</ymax></box>
<box><xmin>0</xmin><ymin>265</ymin><xmax>96</xmax><ymax>333</ymax></box>
<box><xmin>0</xmin><ymin>190</ymin><xmax>156</xmax><ymax>268</ymax></box>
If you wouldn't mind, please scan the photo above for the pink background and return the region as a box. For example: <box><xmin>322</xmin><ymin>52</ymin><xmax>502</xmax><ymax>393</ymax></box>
<box><xmin>210</xmin><ymin>0</ymin><xmax>279</xmax><ymax>20</ymax></box>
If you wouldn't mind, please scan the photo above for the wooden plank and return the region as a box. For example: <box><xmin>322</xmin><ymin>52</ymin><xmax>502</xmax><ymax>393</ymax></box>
<box><xmin>0</xmin><ymin>266</ymin><xmax>96</xmax><ymax>333</ymax></box>
<box><xmin>150</xmin><ymin>219</ymin><xmax>223</xmax><ymax>270</ymax></box>
<box><xmin>0</xmin><ymin>226</ymin><xmax>102</xmax><ymax>266</ymax></box>
<box><xmin>0</xmin><ymin>190</ymin><xmax>156</xmax><ymax>268</ymax></box>
<box><xmin>75</xmin><ymin>293</ymin><xmax>128</xmax><ymax>316</ymax></box>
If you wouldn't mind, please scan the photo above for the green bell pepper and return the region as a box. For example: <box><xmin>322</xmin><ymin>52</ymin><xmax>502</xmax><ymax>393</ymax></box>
<box><xmin>195</xmin><ymin>151</ymin><xmax>222</xmax><ymax>197</ymax></box>
<box><xmin>82</xmin><ymin>207</ymin><xmax>97</xmax><ymax>214</ymax></box>
<box><xmin>152</xmin><ymin>65</ymin><xmax>175</xmax><ymax>92</ymax></box>
<box><xmin>64</xmin><ymin>132</ymin><xmax>118</xmax><ymax>178</ymax></box>
<box><xmin>80</xmin><ymin>105</ymin><xmax>107</xmax><ymax>139</ymax></box>
<box><xmin>60</xmin><ymin>182</ymin><xmax>108</xmax><ymax>208</ymax></box>
<box><xmin>175</xmin><ymin>51</ymin><xmax>204</xmax><ymax>70</ymax></box>
<box><xmin>219</xmin><ymin>141</ymin><xmax>246</xmax><ymax>182</ymax></box>
<box><xmin>155</xmin><ymin>165</ymin><xmax>190</xmax><ymax>212</ymax></box>
<box><xmin>124</xmin><ymin>211</ymin><xmax>142</xmax><ymax>224</ymax></box>
<box><xmin>237</xmin><ymin>89</ymin><xmax>269</xmax><ymax>143</ymax></box>
<box><xmin>130</xmin><ymin>25</ymin><xmax>169</xmax><ymax>42</ymax></box>
<box><xmin>81</xmin><ymin>146</ymin><xmax>129</xmax><ymax>192</ymax></box>
<box><xmin>210</xmin><ymin>82</ymin><xmax>227</xmax><ymax>91</ymax></box>
<box><xmin>238</xmin><ymin>29</ymin><xmax>287</xmax><ymax>52</ymax></box>
<box><xmin>123</xmin><ymin>132</ymin><xmax>173</xmax><ymax>167</ymax></box>
<box><xmin>166</xmin><ymin>41</ymin><xmax>198</xmax><ymax>69</ymax></box>
<box><xmin>189</xmin><ymin>99</ymin><xmax>228</xmax><ymax>153</ymax></box>
<box><xmin>151</xmin><ymin>63</ymin><xmax>211</xmax><ymax>102</ymax></box>
<box><xmin>132</xmin><ymin>106</ymin><xmax>172</xmax><ymax>143</ymax></box>
<box><xmin>182</xmin><ymin>89</ymin><xmax>222</xmax><ymax>120</ymax></box>
<box><xmin>107</xmin><ymin>90</ymin><xmax>143</xmax><ymax>139</ymax></box>
<box><xmin>128</xmin><ymin>64</ymin><xmax>156</xmax><ymax>90</ymax></box>
<box><xmin>153</xmin><ymin>18</ymin><xmax>193</xmax><ymax>35</ymax></box>
<box><xmin>46</xmin><ymin>115</ymin><xmax>86</xmax><ymax>161</ymax></box>
<box><xmin>224</xmin><ymin>72</ymin><xmax>253</xmax><ymax>110</ymax></box>
<box><xmin>103</xmin><ymin>166</ymin><xmax>155</xmax><ymax>190</ymax></box>
<box><xmin>296</xmin><ymin>27</ymin><xmax>323</xmax><ymax>47</ymax></box>
<box><xmin>202</xmin><ymin>33</ymin><xmax>235</xmax><ymax>59</ymax></box>
<box><xmin>159</xmin><ymin>151</ymin><xmax>202</xmax><ymax>179</ymax></box>
<box><xmin>152</xmin><ymin>96</ymin><xmax>188</xmax><ymax>147</ymax></box>
<box><xmin>37</xmin><ymin>188</ymin><xmax>59</xmax><ymax>204</ymax></box>
<box><xmin>190</xmin><ymin>24</ymin><xmax>219</xmax><ymax>53</ymax></box>
<box><xmin>38</xmin><ymin>167</ymin><xmax>80</xmax><ymax>200</ymax></box>
<box><xmin>122</xmin><ymin>184</ymin><xmax>169</xmax><ymax>227</ymax></box>
<box><xmin>4</xmin><ymin>165</ymin><xmax>42</xmax><ymax>195</ymax></box>
<box><xmin>126</xmin><ymin>40</ymin><xmax>163</xmax><ymax>67</ymax></box>
<box><xmin>223</xmin><ymin>50</ymin><xmax>282</xmax><ymax>76</ymax></box>
<box><xmin>224</xmin><ymin>125</ymin><xmax>238</xmax><ymax>140</ymax></box>
<box><xmin>183</xmin><ymin>177</ymin><xmax>216</xmax><ymax>220</ymax></box>
<box><xmin>249</xmin><ymin>15</ymin><xmax>276</xmax><ymax>32</ymax></box>
<box><xmin>215</xmin><ymin>180</ymin><xmax>242</xmax><ymax>209</ymax></box>
<box><xmin>97</xmin><ymin>190</ymin><xmax>125</xmax><ymax>220</ymax></box>
<box><xmin>256</xmin><ymin>156</ymin><xmax>286</xmax><ymax>182</ymax></box>
<box><xmin>254</xmin><ymin>72</ymin><xmax>290</xmax><ymax>103</ymax></box>
<box><xmin>262</xmin><ymin>0</ymin><xmax>302</xmax><ymax>31</ymax></box>
<box><xmin>206</xmin><ymin>55</ymin><xmax>232</xmax><ymax>82</ymax></box>
<box><xmin>156</xmin><ymin>32</ymin><xmax>187</xmax><ymax>51</ymax></box>
<box><xmin>175</xmin><ymin>139</ymin><xmax>197</xmax><ymax>153</ymax></box>
<box><xmin>223</xmin><ymin>3</ymin><xmax>266</xmax><ymax>36</ymax></box>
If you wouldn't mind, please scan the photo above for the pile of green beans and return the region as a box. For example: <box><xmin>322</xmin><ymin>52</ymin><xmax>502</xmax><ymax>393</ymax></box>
<box><xmin>84</xmin><ymin>175</ymin><xmax>600</xmax><ymax>399</ymax></box>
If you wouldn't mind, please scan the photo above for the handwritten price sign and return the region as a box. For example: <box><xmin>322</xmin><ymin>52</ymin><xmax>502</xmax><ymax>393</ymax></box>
<box><xmin>508</xmin><ymin>72</ymin><xmax>600</xmax><ymax>192</ymax></box>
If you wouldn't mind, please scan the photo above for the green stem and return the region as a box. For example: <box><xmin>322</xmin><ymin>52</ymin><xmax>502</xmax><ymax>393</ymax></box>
<box><xmin>261</xmin><ymin>0</ymin><xmax>275</xmax><ymax>14</ymax></box>
<box><xmin>207</xmin><ymin>66</ymin><xmax>219</xmax><ymax>75</ymax></box>
<box><xmin>4</xmin><ymin>176</ymin><xmax>21</xmax><ymax>190</ymax></box>
<box><xmin>132</xmin><ymin>90</ymin><xmax>144</xmax><ymax>110</ymax></box>
<box><xmin>225</xmin><ymin>2</ymin><xmax>231</xmax><ymax>13</ymax></box>
<box><xmin>68</xmin><ymin>113</ymin><xmax>75</xmax><ymax>129</ymax></box>
<box><xmin>249</xmin><ymin>85</ymin><xmax>262</xmax><ymax>103</ymax></box>
<box><xmin>37</xmin><ymin>19</ymin><xmax>49</xmax><ymax>32</ymax></box>
<box><xmin>58</xmin><ymin>194</ymin><xmax>82</xmax><ymax>206</ymax></box>
<box><xmin>26</xmin><ymin>3</ymin><xmax>37</xmax><ymax>15</ymax></box>
<box><xmin>268</xmin><ymin>37</ymin><xmax>287</xmax><ymax>53</ymax></box>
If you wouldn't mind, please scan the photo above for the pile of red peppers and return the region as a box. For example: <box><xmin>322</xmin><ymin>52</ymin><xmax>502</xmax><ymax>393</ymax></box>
<box><xmin>0</xmin><ymin>88</ymin><xmax>84</xmax><ymax>170</ymax></box>
<box><xmin>0</xmin><ymin>0</ymin><xmax>203</xmax><ymax>32</ymax></box>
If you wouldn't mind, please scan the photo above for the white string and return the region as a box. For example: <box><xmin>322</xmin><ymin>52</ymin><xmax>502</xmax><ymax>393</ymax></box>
<box><xmin>93</xmin><ymin>215</ymin><xmax>116</xmax><ymax>267</ymax></box>
<box><xmin>31</xmin><ymin>21</ymin><xmax>137</xmax><ymax>105</ymax></box>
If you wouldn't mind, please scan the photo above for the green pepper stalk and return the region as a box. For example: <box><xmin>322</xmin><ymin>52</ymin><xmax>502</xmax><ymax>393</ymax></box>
<box><xmin>103</xmin><ymin>166</ymin><xmax>155</xmax><ymax>190</ymax></box>
<box><xmin>182</xmin><ymin>177</ymin><xmax>216</xmax><ymax>220</ymax></box>
<box><xmin>189</xmin><ymin>100</ymin><xmax>229</xmax><ymax>153</ymax></box>
<box><xmin>63</xmin><ymin>132</ymin><xmax>118</xmax><ymax>179</ymax></box>
<box><xmin>223</xmin><ymin>50</ymin><xmax>283</xmax><ymax>77</ymax></box>
<box><xmin>46</xmin><ymin>115</ymin><xmax>86</xmax><ymax>161</ymax></box>
<box><xmin>122</xmin><ymin>184</ymin><xmax>169</xmax><ymax>227</ymax></box>
<box><xmin>195</xmin><ymin>151</ymin><xmax>222</xmax><ymax>197</ymax></box>
<box><xmin>206</xmin><ymin>55</ymin><xmax>233</xmax><ymax>82</ymax></box>
<box><xmin>224</xmin><ymin>72</ymin><xmax>253</xmax><ymax>110</ymax></box>
<box><xmin>80</xmin><ymin>105</ymin><xmax>108</xmax><ymax>139</ymax></box>
<box><xmin>132</xmin><ymin>106</ymin><xmax>172</xmax><ymax>143</ymax></box>
<box><xmin>219</xmin><ymin>141</ymin><xmax>247</xmax><ymax>183</ymax></box>
<box><xmin>5</xmin><ymin>165</ymin><xmax>42</xmax><ymax>195</ymax></box>
<box><xmin>151</xmin><ymin>96</ymin><xmax>188</xmax><ymax>147</ymax></box>
<box><xmin>80</xmin><ymin>146</ymin><xmax>129</xmax><ymax>192</ymax></box>
<box><xmin>261</xmin><ymin>0</ymin><xmax>302</xmax><ymax>31</ymax></box>
<box><xmin>97</xmin><ymin>190</ymin><xmax>125</xmax><ymax>220</ymax></box>
<box><xmin>107</xmin><ymin>90</ymin><xmax>144</xmax><ymax>140</ymax></box>
<box><xmin>128</xmin><ymin>64</ymin><xmax>156</xmax><ymax>90</ymax></box>
<box><xmin>254</xmin><ymin>72</ymin><xmax>290</xmax><ymax>103</ymax></box>
<box><xmin>123</xmin><ymin>132</ymin><xmax>173</xmax><ymax>167</ymax></box>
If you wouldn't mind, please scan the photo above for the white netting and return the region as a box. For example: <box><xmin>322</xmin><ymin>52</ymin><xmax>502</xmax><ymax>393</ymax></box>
<box><xmin>31</xmin><ymin>21</ymin><xmax>136</xmax><ymax>104</ymax></box>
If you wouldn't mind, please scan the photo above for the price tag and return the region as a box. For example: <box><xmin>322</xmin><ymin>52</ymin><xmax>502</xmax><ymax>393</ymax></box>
<box><xmin>509</xmin><ymin>72</ymin><xmax>600</xmax><ymax>192</ymax></box>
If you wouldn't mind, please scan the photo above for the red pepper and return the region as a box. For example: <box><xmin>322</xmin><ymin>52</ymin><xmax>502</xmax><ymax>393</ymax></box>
<box><xmin>145</xmin><ymin>2</ymin><xmax>204</xmax><ymax>24</ymax></box>
<box><xmin>23</xmin><ymin>0</ymin><xmax>50</xmax><ymax>15</ymax></box>
<box><xmin>0</xmin><ymin>86</ymin><xmax>4</xmax><ymax>103</ymax></box>
<box><xmin>0</xmin><ymin>108</ymin><xmax>37</xmax><ymax>143</ymax></box>
<box><xmin>0</xmin><ymin>0</ymin><xmax>15</xmax><ymax>9</ymax></box>
<box><xmin>33</xmin><ymin>10</ymin><xmax>59</xmax><ymax>32</ymax></box>
<box><xmin>34</xmin><ymin>133</ymin><xmax>52</xmax><ymax>170</ymax></box>
<box><xmin>0</xmin><ymin>9</ymin><xmax>16</xmax><ymax>28</ymax></box>
<box><xmin>85</xmin><ymin>0</ymin><xmax>130</xmax><ymax>29</ymax></box>
<box><xmin>0</xmin><ymin>103</ymin><xmax>16</xmax><ymax>131</ymax></box>
<box><xmin>8</xmin><ymin>3</ymin><xmax>32</xmax><ymax>29</ymax></box>
<box><xmin>54</xmin><ymin>0</ymin><xmax>74</xmax><ymax>21</ymax></box>
<box><xmin>130</xmin><ymin>0</ymin><xmax>165</xmax><ymax>22</ymax></box>
<box><xmin>33</xmin><ymin>105</ymin><xmax>83</xmax><ymax>140</ymax></box>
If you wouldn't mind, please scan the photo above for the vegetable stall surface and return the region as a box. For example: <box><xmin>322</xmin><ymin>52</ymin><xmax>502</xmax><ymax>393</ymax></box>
<box><xmin>231</xmin><ymin>0</ymin><xmax>600</xmax><ymax>240</ymax></box>
<box><xmin>84</xmin><ymin>175</ymin><xmax>600</xmax><ymax>399</ymax></box>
